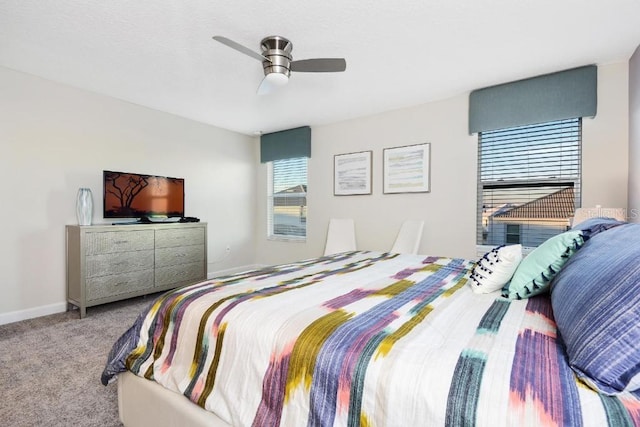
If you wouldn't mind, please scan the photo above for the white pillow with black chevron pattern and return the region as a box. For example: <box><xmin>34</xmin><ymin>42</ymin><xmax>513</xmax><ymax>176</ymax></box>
<box><xmin>469</xmin><ymin>244</ymin><xmax>522</xmax><ymax>294</ymax></box>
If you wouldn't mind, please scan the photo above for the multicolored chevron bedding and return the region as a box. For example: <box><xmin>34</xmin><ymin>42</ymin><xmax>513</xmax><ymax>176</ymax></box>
<box><xmin>102</xmin><ymin>251</ymin><xmax>640</xmax><ymax>426</ymax></box>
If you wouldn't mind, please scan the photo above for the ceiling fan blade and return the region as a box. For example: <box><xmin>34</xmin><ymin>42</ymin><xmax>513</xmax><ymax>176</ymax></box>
<box><xmin>257</xmin><ymin>73</ymin><xmax>289</xmax><ymax>95</ymax></box>
<box><xmin>290</xmin><ymin>58</ymin><xmax>346</xmax><ymax>73</ymax></box>
<box><xmin>212</xmin><ymin>36</ymin><xmax>270</xmax><ymax>63</ymax></box>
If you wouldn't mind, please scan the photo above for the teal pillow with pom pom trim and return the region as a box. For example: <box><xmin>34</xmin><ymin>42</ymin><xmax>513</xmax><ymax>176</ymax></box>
<box><xmin>501</xmin><ymin>230</ymin><xmax>585</xmax><ymax>300</ymax></box>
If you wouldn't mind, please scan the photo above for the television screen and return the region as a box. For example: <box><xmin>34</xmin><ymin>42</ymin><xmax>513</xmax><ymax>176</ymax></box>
<box><xmin>103</xmin><ymin>170</ymin><xmax>185</xmax><ymax>219</ymax></box>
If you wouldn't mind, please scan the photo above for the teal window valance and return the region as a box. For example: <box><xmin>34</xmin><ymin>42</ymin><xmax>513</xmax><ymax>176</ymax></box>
<box><xmin>260</xmin><ymin>126</ymin><xmax>311</xmax><ymax>163</ymax></box>
<box><xmin>469</xmin><ymin>65</ymin><xmax>597</xmax><ymax>134</ymax></box>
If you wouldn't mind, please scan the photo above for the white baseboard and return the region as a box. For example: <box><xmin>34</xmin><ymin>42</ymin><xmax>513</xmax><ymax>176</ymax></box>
<box><xmin>207</xmin><ymin>264</ymin><xmax>266</xmax><ymax>279</ymax></box>
<box><xmin>0</xmin><ymin>265</ymin><xmax>266</xmax><ymax>326</ymax></box>
<box><xmin>0</xmin><ymin>302</ymin><xmax>68</xmax><ymax>326</ymax></box>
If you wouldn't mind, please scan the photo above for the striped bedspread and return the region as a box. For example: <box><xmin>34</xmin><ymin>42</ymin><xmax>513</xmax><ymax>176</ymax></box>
<box><xmin>103</xmin><ymin>251</ymin><xmax>640</xmax><ymax>426</ymax></box>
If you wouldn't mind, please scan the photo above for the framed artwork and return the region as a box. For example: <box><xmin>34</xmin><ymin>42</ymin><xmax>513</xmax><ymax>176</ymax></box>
<box><xmin>334</xmin><ymin>150</ymin><xmax>373</xmax><ymax>196</ymax></box>
<box><xmin>383</xmin><ymin>143</ymin><xmax>431</xmax><ymax>194</ymax></box>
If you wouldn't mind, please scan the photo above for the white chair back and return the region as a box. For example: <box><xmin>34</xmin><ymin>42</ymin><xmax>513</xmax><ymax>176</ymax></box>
<box><xmin>390</xmin><ymin>220</ymin><xmax>424</xmax><ymax>254</ymax></box>
<box><xmin>324</xmin><ymin>218</ymin><xmax>357</xmax><ymax>256</ymax></box>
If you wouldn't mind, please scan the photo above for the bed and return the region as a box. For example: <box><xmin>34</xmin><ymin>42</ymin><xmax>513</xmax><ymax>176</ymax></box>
<box><xmin>102</xmin><ymin>219</ymin><xmax>640</xmax><ymax>427</ymax></box>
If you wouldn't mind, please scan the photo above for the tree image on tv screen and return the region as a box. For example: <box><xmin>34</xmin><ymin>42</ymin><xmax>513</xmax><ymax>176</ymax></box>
<box><xmin>104</xmin><ymin>171</ymin><xmax>183</xmax><ymax>217</ymax></box>
<box><xmin>105</xmin><ymin>171</ymin><xmax>148</xmax><ymax>214</ymax></box>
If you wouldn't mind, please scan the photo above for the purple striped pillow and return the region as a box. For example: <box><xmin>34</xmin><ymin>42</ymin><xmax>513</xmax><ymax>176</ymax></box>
<box><xmin>551</xmin><ymin>223</ymin><xmax>640</xmax><ymax>395</ymax></box>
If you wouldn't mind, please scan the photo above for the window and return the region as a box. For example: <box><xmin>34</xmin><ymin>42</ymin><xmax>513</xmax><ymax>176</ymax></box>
<box><xmin>268</xmin><ymin>157</ymin><xmax>308</xmax><ymax>239</ymax></box>
<box><xmin>478</xmin><ymin>118</ymin><xmax>581</xmax><ymax>247</ymax></box>
<box><xmin>505</xmin><ymin>224</ymin><xmax>521</xmax><ymax>244</ymax></box>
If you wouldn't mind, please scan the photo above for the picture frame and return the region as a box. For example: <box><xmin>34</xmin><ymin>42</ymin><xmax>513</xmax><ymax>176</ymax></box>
<box><xmin>334</xmin><ymin>150</ymin><xmax>373</xmax><ymax>196</ymax></box>
<box><xmin>383</xmin><ymin>143</ymin><xmax>431</xmax><ymax>194</ymax></box>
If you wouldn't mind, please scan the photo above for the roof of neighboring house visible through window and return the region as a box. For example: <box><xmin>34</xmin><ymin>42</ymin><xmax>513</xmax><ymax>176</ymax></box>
<box><xmin>493</xmin><ymin>187</ymin><xmax>574</xmax><ymax>219</ymax></box>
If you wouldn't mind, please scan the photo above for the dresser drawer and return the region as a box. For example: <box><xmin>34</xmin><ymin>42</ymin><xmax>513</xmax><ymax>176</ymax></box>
<box><xmin>85</xmin><ymin>230</ymin><xmax>154</xmax><ymax>255</ymax></box>
<box><xmin>85</xmin><ymin>250</ymin><xmax>154</xmax><ymax>278</ymax></box>
<box><xmin>86</xmin><ymin>269</ymin><xmax>154</xmax><ymax>301</ymax></box>
<box><xmin>155</xmin><ymin>245</ymin><xmax>204</xmax><ymax>267</ymax></box>
<box><xmin>155</xmin><ymin>227</ymin><xmax>205</xmax><ymax>248</ymax></box>
<box><xmin>155</xmin><ymin>262</ymin><xmax>205</xmax><ymax>288</ymax></box>
<box><xmin>67</xmin><ymin>223</ymin><xmax>207</xmax><ymax>318</ymax></box>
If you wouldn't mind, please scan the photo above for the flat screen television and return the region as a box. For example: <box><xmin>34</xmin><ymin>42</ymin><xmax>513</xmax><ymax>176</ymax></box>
<box><xmin>103</xmin><ymin>170</ymin><xmax>185</xmax><ymax>219</ymax></box>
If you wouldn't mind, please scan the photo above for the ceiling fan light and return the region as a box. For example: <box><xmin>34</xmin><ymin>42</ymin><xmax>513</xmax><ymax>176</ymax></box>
<box><xmin>266</xmin><ymin>72</ymin><xmax>289</xmax><ymax>86</ymax></box>
<box><xmin>257</xmin><ymin>72</ymin><xmax>289</xmax><ymax>95</ymax></box>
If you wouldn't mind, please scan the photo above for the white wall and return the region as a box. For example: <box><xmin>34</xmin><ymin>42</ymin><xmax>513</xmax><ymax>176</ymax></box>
<box><xmin>582</xmin><ymin>62</ymin><xmax>629</xmax><ymax>210</ymax></box>
<box><xmin>1</xmin><ymin>61</ymin><xmax>631</xmax><ymax>323</ymax></box>
<box><xmin>0</xmin><ymin>66</ymin><xmax>257</xmax><ymax>323</ymax></box>
<box><xmin>254</xmin><ymin>62</ymin><xmax>630</xmax><ymax>265</ymax></box>
<box><xmin>630</xmin><ymin>45</ymin><xmax>640</xmax><ymax>222</ymax></box>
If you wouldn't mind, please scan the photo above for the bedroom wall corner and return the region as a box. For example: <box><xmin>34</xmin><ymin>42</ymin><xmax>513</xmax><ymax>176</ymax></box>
<box><xmin>629</xmin><ymin>44</ymin><xmax>640</xmax><ymax>223</ymax></box>
<box><xmin>0</xmin><ymin>66</ymin><xmax>257</xmax><ymax>324</ymax></box>
<box><xmin>581</xmin><ymin>62</ymin><xmax>629</xmax><ymax>212</ymax></box>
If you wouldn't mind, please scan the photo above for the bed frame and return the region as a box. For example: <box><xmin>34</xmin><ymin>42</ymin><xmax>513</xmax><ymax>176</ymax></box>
<box><xmin>117</xmin><ymin>372</ymin><xmax>230</xmax><ymax>427</ymax></box>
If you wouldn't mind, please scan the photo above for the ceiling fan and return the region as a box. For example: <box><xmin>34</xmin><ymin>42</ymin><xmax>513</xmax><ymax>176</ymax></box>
<box><xmin>212</xmin><ymin>35</ymin><xmax>347</xmax><ymax>95</ymax></box>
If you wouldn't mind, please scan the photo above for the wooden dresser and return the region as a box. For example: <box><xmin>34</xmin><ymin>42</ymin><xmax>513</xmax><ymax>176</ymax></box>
<box><xmin>65</xmin><ymin>223</ymin><xmax>207</xmax><ymax>318</ymax></box>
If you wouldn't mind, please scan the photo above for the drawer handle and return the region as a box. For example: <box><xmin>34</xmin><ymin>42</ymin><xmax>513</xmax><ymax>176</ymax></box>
<box><xmin>114</xmin><ymin>240</ymin><xmax>129</xmax><ymax>245</ymax></box>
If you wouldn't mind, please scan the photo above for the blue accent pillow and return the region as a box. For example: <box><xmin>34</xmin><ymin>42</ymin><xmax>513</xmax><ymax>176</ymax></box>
<box><xmin>571</xmin><ymin>216</ymin><xmax>625</xmax><ymax>239</ymax></box>
<box><xmin>501</xmin><ymin>230</ymin><xmax>585</xmax><ymax>300</ymax></box>
<box><xmin>551</xmin><ymin>223</ymin><xmax>640</xmax><ymax>395</ymax></box>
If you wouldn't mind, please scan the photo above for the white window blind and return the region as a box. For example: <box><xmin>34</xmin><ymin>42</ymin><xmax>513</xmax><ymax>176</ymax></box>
<box><xmin>477</xmin><ymin>118</ymin><xmax>581</xmax><ymax>247</ymax></box>
<box><xmin>268</xmin><ymin>157</ymin><xmax>308</xmax><ymax>239</ymax></box>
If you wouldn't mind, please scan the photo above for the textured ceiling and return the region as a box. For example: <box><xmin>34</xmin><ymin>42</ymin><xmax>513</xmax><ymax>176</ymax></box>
<box><xmin>1</xmin><ymin>0</ymin><xmax>640</xmax><ymax>135</ymax></box>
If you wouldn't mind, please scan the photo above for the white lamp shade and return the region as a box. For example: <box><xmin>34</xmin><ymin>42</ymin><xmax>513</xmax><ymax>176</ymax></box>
<box><xmin>257</xmin><ymin>72</ymin><xmax>289</xmax><ymax>95</ymax></box>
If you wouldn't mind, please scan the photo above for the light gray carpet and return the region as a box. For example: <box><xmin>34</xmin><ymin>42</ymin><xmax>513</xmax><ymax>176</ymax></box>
<box><xmin>0</xmin><ymin>295</ymin><xmax>160</xmax><ymax>427</ymax></box>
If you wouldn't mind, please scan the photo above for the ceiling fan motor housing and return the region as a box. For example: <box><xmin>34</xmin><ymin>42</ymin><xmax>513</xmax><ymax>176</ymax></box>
<box><xmin>261</xmin><ymin>36</ymin><xmax>292</xmax><ymax>77</ymax></box>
